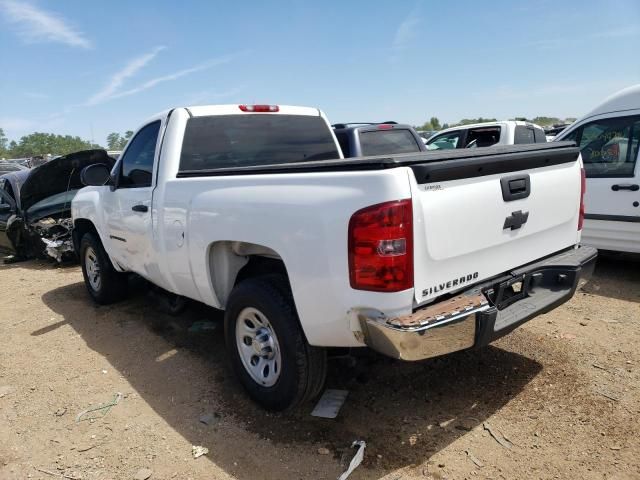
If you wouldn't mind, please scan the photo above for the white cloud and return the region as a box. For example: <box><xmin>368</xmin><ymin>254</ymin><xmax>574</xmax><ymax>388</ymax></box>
<box><xmin>109</xmin><ymin>55</ymin><xmax>237</xmax><ymax>101</ymax></box>
<box><xmin>0</xmin><ymin>0</ymin><xmax>91</xmax><ymax>49</ymax></box>
<box><xmin>84</xmin><ymin>49</ymin><xmax>242</xmax><ymax>106</ymax></box>
<box><xmin>391</xmin><ymin>7</ymin><xmax>421</xmax><ymax>61</ymax></box>
<box><xmin>86</xmin><ymin>46</ymin><xmax>166</xmax><ymax>106</ymax></box>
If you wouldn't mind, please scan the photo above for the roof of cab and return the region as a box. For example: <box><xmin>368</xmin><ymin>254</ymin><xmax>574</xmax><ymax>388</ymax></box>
<box><xmin>434</xmin><ymin>120</ymin><xmax>542</xmax><ymax>135</ymax></box>
<box><xmin>185</xmin><ymin>104</ymin><xmax>321</xmax><ymax>117</ymax></box>
<box><xmin>582</xmin><ymin>84</ymin><xmax>640</xmax><ymax>119</ymax></box>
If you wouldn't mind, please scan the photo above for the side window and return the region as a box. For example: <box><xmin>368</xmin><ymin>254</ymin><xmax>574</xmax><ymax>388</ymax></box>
<box><xmin>426</xmin><ymin>131</ymin><xmax>462</xmax><ymax>150</ymax></box>
<box><xmin>576</xmin><ymin>116</ymin><xmax>639</xmax><ymax>178</ymax></box>
<box><xmin>465</xmin><ymin>127</ymin><xmax>500</xmax><ymax>148</ymax></box>
<box><xmin>359</xmin><ymin>129</ymin><xmax>421</xmax><ymax>156</ymax></box>
<box><xmin>119</xmin><ymin>121</ymin><xmax>161</xmax><ymax>188</ymax></box>
<box><xmin>514</xmin><ymin>126</ymin><xmax>535</xmax><ymax>144</ymax></box>
<box><xmin>561</xmin><ymin>128</ymin><xmax>579</xmax><ymax>144</ymax></box>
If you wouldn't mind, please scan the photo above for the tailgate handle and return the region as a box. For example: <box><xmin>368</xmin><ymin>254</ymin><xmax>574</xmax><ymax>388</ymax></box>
<box><xmin>611</xmin><ymin>184</ymin><xmax>639</xmax><ymax>192</ymax></box>
<box><xmin>501</xmin><ymin>174</ymin><xmax>530</xmax><ymax>201</ymax></box>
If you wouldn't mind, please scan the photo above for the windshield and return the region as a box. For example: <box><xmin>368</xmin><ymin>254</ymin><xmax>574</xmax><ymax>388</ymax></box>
<box><xmin>26</xmin><ymin>190</ymin><xmax>78</xmax><ymax>215</ymax></box>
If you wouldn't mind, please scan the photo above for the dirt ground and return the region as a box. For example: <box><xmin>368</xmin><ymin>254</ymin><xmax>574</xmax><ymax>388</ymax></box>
<box><xmin>0</xmin><ymin>253</ymin><xmax>639</xmax><ymax>480</ymax></box>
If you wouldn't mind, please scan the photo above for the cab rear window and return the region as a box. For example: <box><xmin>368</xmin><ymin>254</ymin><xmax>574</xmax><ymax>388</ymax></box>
<box><xmin>359</xmin><ymin>129</ymin><xmax>420</xmax><ymax>156</ymax></box>
<box><xmin>179</xmin><ymin>114</ymin><xmax>339</xmax><ymax>171</ymax></box>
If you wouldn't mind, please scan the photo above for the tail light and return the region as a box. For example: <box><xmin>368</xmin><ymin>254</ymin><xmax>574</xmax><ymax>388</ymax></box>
<box><xmin>348</xmin><ymin>199</ymin><xmax>413</xmax><ymax>292</ymax></box>
<box><xmin>578</xmin><ymin>167</ymin><xmax>586</xmax><ymax>230</ymax></box>
<box><xmin>239</xmin><ymin>104</ymin><xmax>279</xmax><ymax>112</ymax></box>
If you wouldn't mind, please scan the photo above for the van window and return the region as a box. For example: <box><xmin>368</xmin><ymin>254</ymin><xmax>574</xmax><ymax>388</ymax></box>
<box><xmin>180</xmin><ymin>115</ymin><xmax>339</xmax><ymax>171</ymax></box>
<box><xmin>572</xmin><ymin>116</ymin><xmax>639</xmax><ymax>178</ymax></box>
<box><xmin>359</xmin><ymin>129</ymin><xmax>420</xmax><ymax>156</ymax></box>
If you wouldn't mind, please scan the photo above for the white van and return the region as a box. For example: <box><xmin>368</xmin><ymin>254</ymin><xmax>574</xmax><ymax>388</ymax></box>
<box><xmin>554</xmin><ymin>85</ymin><xmax>640</xmax><ymax>253</ymax></box>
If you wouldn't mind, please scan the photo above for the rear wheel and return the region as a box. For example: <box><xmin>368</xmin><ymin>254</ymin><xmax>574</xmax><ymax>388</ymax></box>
<box><xmin>80</xmin><ymin>233</ymin><xmax>127</xmax><ymax>304</ymax></box>
<box><xmin>224</xmin><ymin>275</ymin><xmax>326</xmax><ymax>411</ymax></box>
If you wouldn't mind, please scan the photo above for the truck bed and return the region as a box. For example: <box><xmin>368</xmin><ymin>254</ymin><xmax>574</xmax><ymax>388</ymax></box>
<box><xmin>176</xmin><ymin>141</ymin><xmax>578</xmax><ymax>177</ymax></box>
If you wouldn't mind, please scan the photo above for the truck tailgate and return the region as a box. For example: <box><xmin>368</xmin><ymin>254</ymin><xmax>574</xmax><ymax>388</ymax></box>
<box><xmin>409</xmin><ymin>144</ymin><xmax>582</xmax><ymax>305</ymax></box>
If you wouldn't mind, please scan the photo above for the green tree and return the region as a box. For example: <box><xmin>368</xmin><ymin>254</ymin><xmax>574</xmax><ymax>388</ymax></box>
<box><xmin>454</xmin><ymin>117</ymin><xmax>498</xmax><ymax>126</ymax></box>
<box><xmin>106</xmin><ymin>130</ymin><xmax>134</xmax><ymax>150</ymax></box>
<box><xmin>119</xmin><ymin>130</ymin><xmax>133</xmax><ymax>149</ymax></box>
<box><xmin>0</xmin><ymin>128</ymin><xmax>8</xmax><ymax>158</ymax></box>
<box><xmin>8</xmin><ymin>132</ymin><xmax>98</xmax><ymax>157</ymax></box>
<box><xmin>106</xmin><ymin>132</ymin><xmax>122</xmax><ymax>150</ymax></box>
<box><xmin>531</xmin><ymin>116</ymin><xmax>561</xmax><ymax>127</ymax></box>
<box><xmin>418</xmin><ymin>116</ymin><xmax>442</xmax><ymax>131</ymax></box>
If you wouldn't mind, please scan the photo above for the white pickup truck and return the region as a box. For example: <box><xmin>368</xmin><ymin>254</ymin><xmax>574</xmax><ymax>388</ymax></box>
<box><xmin>72</xmin><ymin>104</ymin><xmax>596</xmax><ymax>410</ymax></box>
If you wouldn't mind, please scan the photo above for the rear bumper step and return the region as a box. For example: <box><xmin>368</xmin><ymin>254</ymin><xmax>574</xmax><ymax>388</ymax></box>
<box><xmin>359</xmin><ymin>245</ymin><xmax>597</xmax><ymax>361</ymax></box>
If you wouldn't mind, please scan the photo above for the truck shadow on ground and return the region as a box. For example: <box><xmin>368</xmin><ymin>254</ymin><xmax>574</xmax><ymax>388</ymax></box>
<box><xmin>580</xmin><ymin>252</ymin><xmax>640</xmax><ymax>303</ymax></box>
<box><xmin>41</xmin><ymin>281</ymin><xmax>542</xmax><ymax>478</ymax></box>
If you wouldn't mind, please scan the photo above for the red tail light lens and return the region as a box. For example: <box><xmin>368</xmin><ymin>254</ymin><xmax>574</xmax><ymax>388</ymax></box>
<box><xmin>348</xmin><ymin>199</ymin><xmax>413</xmax><ymax>292</ymax></box>
<box><xmin>578</xmin><ymin>167</ymin><xmax>586</xmax><ymax>230</ymax></box>
<box><xmin>239</xmin><ymin>104</ymin><xmax>279</xmax><ymax>112</ymax></box>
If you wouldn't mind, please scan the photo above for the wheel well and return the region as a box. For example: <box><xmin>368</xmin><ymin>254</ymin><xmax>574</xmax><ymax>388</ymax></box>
<box><xmin>72</xmin><ymin>219</ymin><xmax>98</xmax><ymax>255</ymax></box>
<box><xmin>207</xmin><ymin>241</ymin><xmax>290</xmax><ymax>308</ymax></box>
<box><xmin>235</xmin><ymin>256</ymin><xmax>288</xmax><ymax>286</ymax></box>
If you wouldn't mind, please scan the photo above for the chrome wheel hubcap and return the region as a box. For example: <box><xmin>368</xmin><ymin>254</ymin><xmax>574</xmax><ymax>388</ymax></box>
<box><xmin>235</xmin><ymin>307</ymin><xmax>281</xmax><ymax>387</ymax></box>
<box><xmin>84</xmin><ymin>246</ymin><xmax>101</xmax><ymax>292</ymax></box>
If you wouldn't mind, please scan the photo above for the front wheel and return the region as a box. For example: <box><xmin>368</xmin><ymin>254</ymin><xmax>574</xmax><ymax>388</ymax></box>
<box><xmin>80</xmin><ymin>232</ymin><xmax>128</xmax><ymax>305</ymax></box>
<box><xmin>224</xmin><ymin>275</ymin><xmax>326</xmax><ymax>411</ymax></box>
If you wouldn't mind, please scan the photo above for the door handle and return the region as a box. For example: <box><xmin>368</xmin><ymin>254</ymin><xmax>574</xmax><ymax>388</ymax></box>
<box><xmin>132</xmin><ymin>204</ymin><xmax>148</xmax><ymax>212</ymax></box>
<box><xmin>500</xmin><ymin>174</ymin><xmax>531</xmax><ymax>201</ymax></box>
<box><xmin>611</xmin><ymin>184</ymin><xmax>639</xmax><ymax>192</ymax></box>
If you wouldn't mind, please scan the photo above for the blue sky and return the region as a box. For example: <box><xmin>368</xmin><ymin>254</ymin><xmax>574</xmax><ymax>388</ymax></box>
<box><xmin>1</xmin><ymin>0</ymin><xmax>639</xmax><ymax>146</ymax></box>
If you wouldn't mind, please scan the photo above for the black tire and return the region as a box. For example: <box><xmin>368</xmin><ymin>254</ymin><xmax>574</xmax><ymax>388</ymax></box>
<box><xmin>224</xmin><ymin>274</ymin><xmax>327</xmax><ymax>411</ymax></box>
<box><xmin>80</xmin><ymin>232</ymin><xmax>128</xmax><ymax>305</ymax></box>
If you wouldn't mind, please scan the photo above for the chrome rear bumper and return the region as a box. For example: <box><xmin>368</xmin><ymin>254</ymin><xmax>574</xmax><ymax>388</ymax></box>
<box><xmin>358</xmin><ymin>294</ymin><xmax>490</xmax><ymax>361</ymax></box>
<box><xmin>358</xmin><ymin>245</ymin><xmax>597</xmax><ymax>361</ymax></box>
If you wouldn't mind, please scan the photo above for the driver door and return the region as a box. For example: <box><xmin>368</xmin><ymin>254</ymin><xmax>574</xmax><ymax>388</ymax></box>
<box><xmin>103</xmin><ymin>121</ymin><xmax>161</xmax><ymax>273</ymax></box>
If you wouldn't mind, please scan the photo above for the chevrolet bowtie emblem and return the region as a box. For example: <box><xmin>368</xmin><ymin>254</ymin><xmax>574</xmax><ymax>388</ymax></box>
<box><xmin>503</xmin><ymin>210</ymin><xmax>529</xmax><ymax>230</ymax></box>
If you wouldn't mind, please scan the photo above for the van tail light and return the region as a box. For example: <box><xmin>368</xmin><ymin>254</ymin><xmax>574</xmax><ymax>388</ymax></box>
<box><xmin>239</xmin><ymin>104</ymin><xmax>279</xmax><ymax>112</ymax></box>
<box><xmin>578</xmin><ymin>167</ymin><xmax>586</xmax><ymax>231</ymax></box>
<box><xmin>348</xmin><ymin>199</ymin><xmax>413</xmax><ymax>292</ymax></box>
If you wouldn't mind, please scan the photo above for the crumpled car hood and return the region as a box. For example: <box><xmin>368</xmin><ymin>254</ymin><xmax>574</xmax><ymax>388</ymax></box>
<box><xmin>20</xmin><ymin>149</ymin><xmax>115</xmax><ymax>212</ymax></box>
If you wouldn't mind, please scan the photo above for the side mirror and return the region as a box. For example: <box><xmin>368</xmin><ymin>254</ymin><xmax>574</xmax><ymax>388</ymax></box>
<box><xmin>81</xmin><ymin>163</ymin><xmax>112</xmax><ymax>187</ymax></box>
<box><xmin>0</xmin><ymin>203</ymin><xmax>12</xmax><ymax>213</ymax></box>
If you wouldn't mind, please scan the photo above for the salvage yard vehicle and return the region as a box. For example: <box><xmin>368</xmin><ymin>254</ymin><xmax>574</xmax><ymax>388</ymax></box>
<box><xmin>0</xmin><ymin>161</ymin><xmax>28</xmax><ymax>175</ymax></box>
<box><xmin>426</xmin><ymin>120</ymin><xmax>547</xmax><ymax>150</ymax></box>
<box><xmin>73</xmin><ymin>104</ymin><xmax>596</xmax><ymax>411</ymax></box>
<box><xmin>0</xmin><ymin>149</ymin><xmax>115</xmax><ymax>262</ymax></box>
<box><xmin>332</xmin><ymin>122</ymin><xmax>427</xmax><ymax>157</ymax></box>
<box><xmin>554</xmin><ymin>84</ymin><xmax>640</xmax><ymax>253</ymax></box>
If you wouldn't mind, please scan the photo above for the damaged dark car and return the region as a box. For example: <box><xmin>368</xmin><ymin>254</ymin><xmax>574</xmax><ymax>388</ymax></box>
<box><xmin>0</xmin><ymin>149</ymin><xmax>115</xmax><ymax>263</ymax></box>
